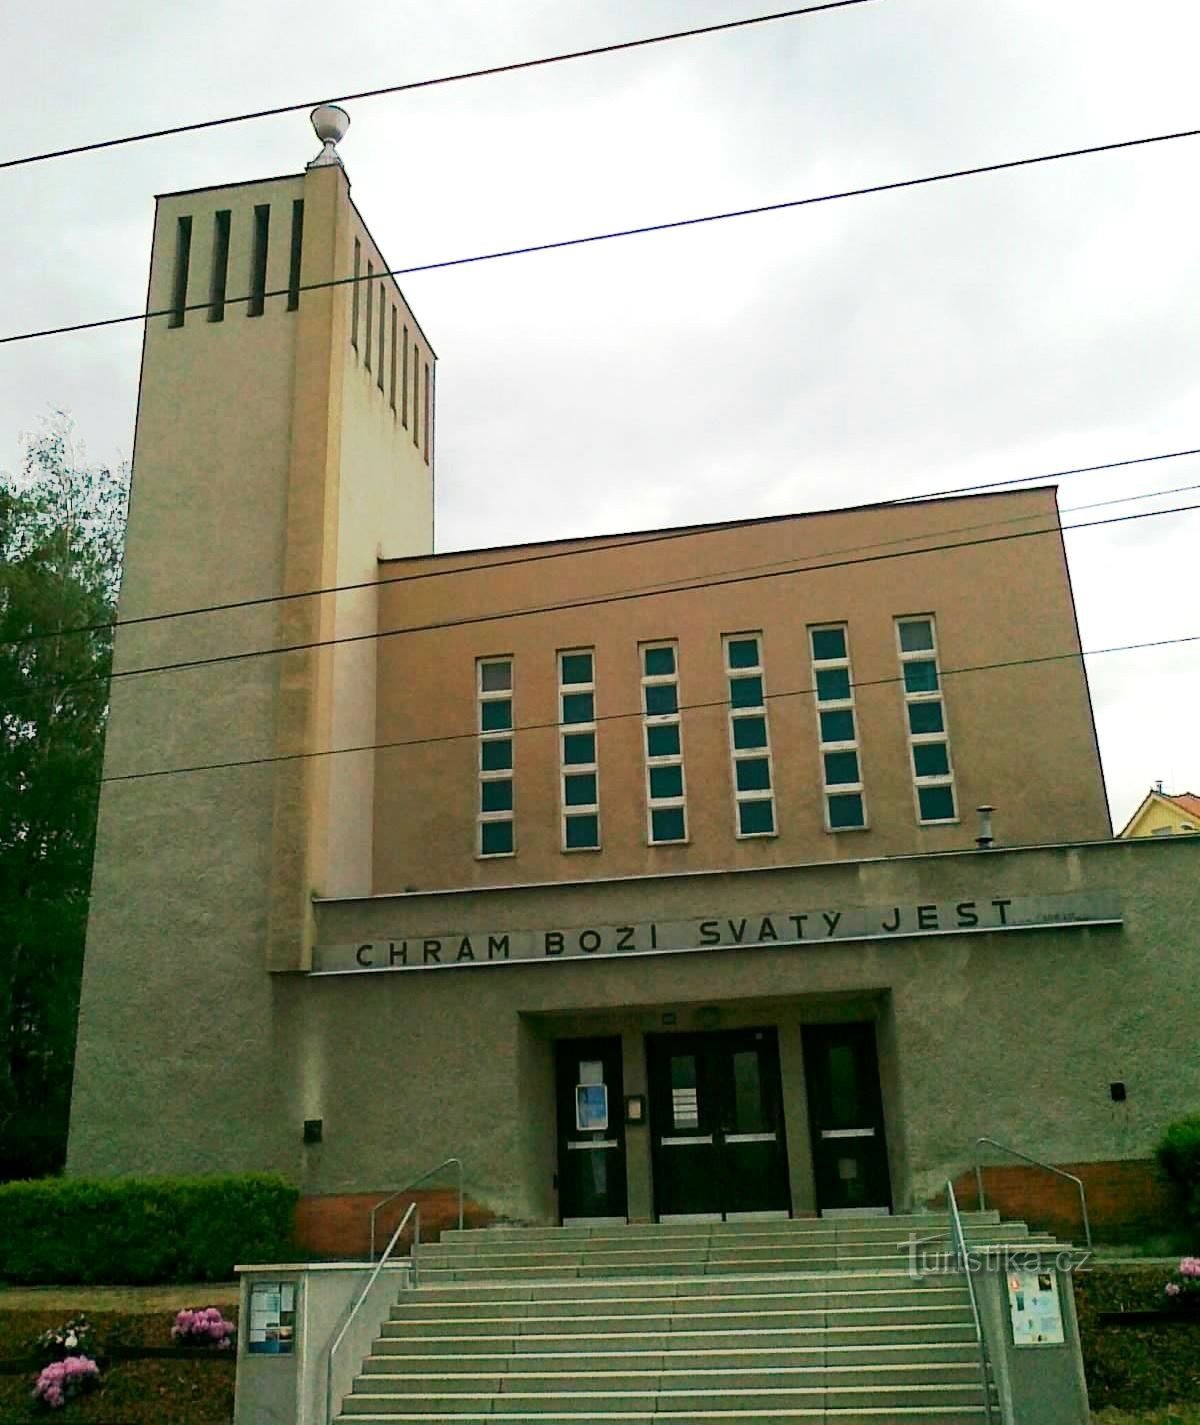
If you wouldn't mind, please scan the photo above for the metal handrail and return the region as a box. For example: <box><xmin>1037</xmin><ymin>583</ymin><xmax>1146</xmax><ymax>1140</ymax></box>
<box><xmin>974</xmin><ymin>1137</ymin><xmax>1092</xmax><ymax>1251</ymax></box>
<box><xmin>946</xmin><ymin>1178</ymin><xmax>997</xmax><ymax>1425</ymax></box>
<box><xmin>368</xmin><ymin>1156</ymin><xmax>464</xmax><ymax>1262</ymax></box>
<box><xmin>325</xmin><ymin>1200</ymin><xmax>419</xmax><ymax>1425</ymax></box>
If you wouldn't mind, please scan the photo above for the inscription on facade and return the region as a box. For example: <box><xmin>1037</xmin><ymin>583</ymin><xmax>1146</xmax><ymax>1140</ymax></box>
<box><xmin>311</xmin><ymin>891</ymin><xmax>1121</xmax><ymax>975</ymax></box>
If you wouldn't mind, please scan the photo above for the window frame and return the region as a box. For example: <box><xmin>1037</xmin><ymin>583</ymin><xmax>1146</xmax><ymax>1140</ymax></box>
<box><xmin>476</xmin><ymin>656</ymin><xmax>515</xmax><ymax>858</ymax></box>
<box><xmin>640</xmin><ymin>641</ymin><xmax>687</xmax><ymax>845</ymax></box>
<box><xmin>809</xmin><ymin>622</ymin><xmax>868</xmax><ymax>833</ymax></box>
<box><xmin>723</xmin><ymin>632</ymin><xmax>777</xmax><ymax>839</ymax></box>
<box><xmin>895</xmin><ymin>614</ymin><xmax>958</xmax><ymax>826</ymax></box>
<box><xmin>558</xmin><ymin>648</ymin><xmax>600</xmax><ymax>852</ymax></box>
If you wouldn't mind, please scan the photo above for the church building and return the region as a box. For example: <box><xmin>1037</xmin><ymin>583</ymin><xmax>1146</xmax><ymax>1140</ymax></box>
<box><xmin>66</xmin><ymin>112</ymin><xmax>1200</xmax><ymax>1246</ymax></box>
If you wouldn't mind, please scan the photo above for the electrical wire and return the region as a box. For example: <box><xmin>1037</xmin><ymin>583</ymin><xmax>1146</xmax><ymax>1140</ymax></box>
<box><xmin>7</xmin><ymin>444</ymin><xmax>1198</xmax><ymax>654</ymax></box>
<box><xmin>100</xmin><ymin>630</ymin><xmax>1200</xmax><ymax>784</ymax></box>
<box><xmin>19</xmin><ymin>499</ymin><xmax>1197</xmax><ymax>710</ymax></box>
<box><xmin>5</xmin><ymin>122</ymin><xmax>1200</xmax><ymax>348</ymax></box>
<box><xmin>0</xmin><ymin>2</ymin><xmax>879</xmax><ymax>172</ymax></box>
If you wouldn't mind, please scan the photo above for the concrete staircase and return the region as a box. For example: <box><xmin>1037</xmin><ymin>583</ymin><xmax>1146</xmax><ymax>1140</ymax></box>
<box><xmin>335</xmin><ymin>1212</ymin><xmax>1057</xmax><ymax>1422</ymax></box>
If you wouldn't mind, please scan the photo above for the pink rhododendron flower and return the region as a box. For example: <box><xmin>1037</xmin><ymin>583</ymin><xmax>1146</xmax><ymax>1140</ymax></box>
<box><xmin>1165</xmin><ymin>1282</ymin><xmax>1181</xmax><ymax>1296</ymax></box>
<box><xmin>1179</xmin><ymin>1257</ymin><xmax>1200</xmax><ymax>1278</ymax></box>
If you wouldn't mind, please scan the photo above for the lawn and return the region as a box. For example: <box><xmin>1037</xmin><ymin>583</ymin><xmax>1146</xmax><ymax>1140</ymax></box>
<box><xmin>0</xmin><ymin>1301</ymin><xmax>237</xmax><ymax>1425</ymax></box>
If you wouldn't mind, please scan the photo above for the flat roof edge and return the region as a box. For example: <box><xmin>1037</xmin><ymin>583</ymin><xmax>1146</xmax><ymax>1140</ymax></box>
<box><xmin>315</xmin><ymin>833</ymin><xmax>1191</xmax><ymax>908</ymax></box>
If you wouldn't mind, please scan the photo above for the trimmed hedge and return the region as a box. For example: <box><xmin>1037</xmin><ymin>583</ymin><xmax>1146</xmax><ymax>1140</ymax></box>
<box><xmin>0</xmin><ymin>1175</ymin><xmax>297</xmax><ymax>1286</ymax></box>
<box><xmin>1158</xmin><ymin>1115</ymin><xmax>1200</xmax><ymax>1233</ymax></box>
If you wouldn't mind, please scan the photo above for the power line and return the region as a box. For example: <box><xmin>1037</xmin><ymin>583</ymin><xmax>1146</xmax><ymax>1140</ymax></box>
<box><xmin>100</xmin><ymin>631</ymin><xmax>1200</xmax><ymax>785</ymax></box>
<box><xmin>61</xmin><ymin>499</ymin><xmax>1200</xmax><ymax>695</ymax></box>
<box><xmin>6</xmin><ymin>122</ymin><xmax>1200</xmax><ymax>348</ymax></box>
<box><xmin>8</xmin><ymin>444</ymin><xmax>1198</xmax><ymax>654</ymax></box>
<box><xmin>0</xmin><ymin>2</ymin><xmax>878</xmax><ymax>173</ymax></box>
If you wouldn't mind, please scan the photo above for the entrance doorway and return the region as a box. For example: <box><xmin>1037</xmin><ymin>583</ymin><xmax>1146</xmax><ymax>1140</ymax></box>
<box><xmin>801</xmin><ymin>1022</ymin><xmax>892</xmax><ymax>1215</ymax></box>
<box><xmin>554</xmin><ymin>1036</ymin><xmax>628</xmax><ymax>1224</ymax></box>
<box><xmin>646</xmin><ymin>1028</ymin><xmax>791</xmax><ymax>1222</ymax></box>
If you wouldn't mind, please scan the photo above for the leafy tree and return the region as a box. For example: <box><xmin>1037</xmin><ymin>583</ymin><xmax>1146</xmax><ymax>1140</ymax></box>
<box><xmin>0</xmin><ymin>416</ymin><xmax>127</xmax><ymax>1179</ymax></box>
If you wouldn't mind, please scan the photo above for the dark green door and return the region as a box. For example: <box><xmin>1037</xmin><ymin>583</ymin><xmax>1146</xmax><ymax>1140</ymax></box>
<box><xmin>555</xmin><ymin>1037</ymin><xmax>628</xmax><ymax>1223</ymax></box>
<box><xmin>802</xmin><ymin>1022</ymin><xmax>892</xmax><ymax>1214</ymax></box>
<box><xmin>646</xmin><ymin>1028</ymin><xmax>791</xmax><ymax>1221</ymax></box>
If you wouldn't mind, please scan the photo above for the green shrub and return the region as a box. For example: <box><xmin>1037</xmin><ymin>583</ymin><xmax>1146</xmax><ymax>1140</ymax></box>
<box><xmin>1157</xmin><ymin>1116</ymin><xmax>1200</xmax><ymax>1232</ymax></box>
<box><xmin>0</xmin><ymin>1174</ymin><xmax>297</xmax><ymax>1285</ymax></box>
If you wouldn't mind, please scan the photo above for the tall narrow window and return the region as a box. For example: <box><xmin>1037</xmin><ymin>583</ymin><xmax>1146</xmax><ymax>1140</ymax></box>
<box><xmin>168</xmin><ymin>215</ymin><xmax>192</xmax><ymax>328</ymax></box>
<box><xmin>725</xmin><ymin>633</ymin><xmax>775</xmax><ymax>837</ymax></box>
<box><xmin>287</xmin><ymin>199</ymin><xmax>304</xmax><ymax>311</ymax></box>
<box><xmin>423</xmin><ymin>362</ymin><xmax>431</xmax><ymax>463</ymax></box>
<box><xmin>559</xmin><ymin>650</ymin><xmax>599</xmax><ymax>850</ymax></box>
<box><xmin>247</xmin><ymin>204</ymin><xmax>269</xmax><ymax>317</ymax></box>
<box><xmin>389</xmin><ymin>306</ymin><xmax>398</xmax><ymax>411</ymax></box>
<box><xmin>365</xmin><ymin>262</ymin><xmax>374</xmax><ymax>371</ymax></box>
<box><xmin>208</xmin><ymin>210</ymin><xmax>231</xmax><ymax>322</ymax></box>
<box><xmin>641</xmin><ymin>643</ymin><xmax>686</xmax><ymax>844</ymax></box>
<box><xmin>478</xmin><ymin>658</ymin><xmax>515</xmax><ymax>857</ymax></box>
<box><xmin>376</xmin><ymin>283</ymin><xmax>385</xmax><ymax>389</ymax></box>
<box><xmin>810</xmin><ymin>624</ymin><xmax>867</xmax><ymax>831</ymax></box>
<box><xmin>351</xmin><ymin>238</ymin><xmax>361</xmax><ymax>349</ymax></box>
<box><xmin>411</xmin><ymin>345</ymin><xmax>420</xmax><ymax>447</ymax></box>
<box><xmin>401</xmin><ymin>326</ymin><xmax>409</xmax><ymax>428</ymax></box>
<box><xmin>896</xmin><ymin>615</ymin><xmax>957</xmax><ymax>824</ymax></box>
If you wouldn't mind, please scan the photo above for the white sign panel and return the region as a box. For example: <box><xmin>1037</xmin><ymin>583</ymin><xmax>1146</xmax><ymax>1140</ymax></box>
<box><xmin>313</xmin><ymin>891</ymin><xmax>1120</xmax><ymax>976</ymax></box>
<box><xmin>1008</xmin><ymin>1268</ymin><xmax>1066</xmax><ymax>1346</ymax></box>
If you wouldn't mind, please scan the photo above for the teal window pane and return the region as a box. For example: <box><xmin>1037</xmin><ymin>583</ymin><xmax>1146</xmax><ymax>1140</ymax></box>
<box><xmin>481</xmin><ymin>779</ymin><xmax>512</xmax><ymax>813</ymax></box>
<box><xmin>727</xmin><ymin>637</ymin><xmax>760</xmax><ymax>669</ymax></box>
<box><xmin>735</xmin><ymin>757</ymin><xmax>771</xmax><ymax>793</ymax></box>
<box><xmin>565</xmin><ymin>813</ymin><xmax>599</xmax><ymax>849</ymax></box>
<box><xmin>645</xmin><ymin>682</ymin><xmax>678</xmax><ymax>716</ymax></box>
<box><xmin>730</xmin><ymin>675</ymin><xmax>764</xmax><ymax>709</ymax></box>
<box><xmin>649</xmin><ymin>764</ymin><xmax>683</xmax><ymax>800</ymax></box>
<box><xmin>738</xmin><ymin>799</ymin><xmax>775</xmax><ymax>835</ymax></box>
<box><xmin>643</xmin><ymin>646</ymin><xmax>675</xmax><ymax>676</ymax></box>
<box><xmin>732</xmin><ymin>716</ymin><xmax>768</xmax><ymax>750</ymax></box>
<box><xmin>918</xmin><ymin>784</ymin><xmax>956</xmax><ymax>822</ymax></box>
<box><xmin>903</xmin><ymin>660</ymin><xmax>939</xmax><ymax>694</ymax></box>
<box><xmin>480</xmin><ymin>820</ymin><xmax>513</xmax><ymax>855</ymax></box>
<box><xmin>480</xmin><ymin>699</ymin><xmax>512</xmax><ymax>732</ymax></box>
<box><xmin>810</xmin><ymin>627</ymin><xmax>846</xmax><ymax>661</ymax></box>
<box><xmin>563</xmin><ymin>731</ymin><xmax>596</xmax><ymax>765</ymax></box>
<box><xmin>480</xmin><ymin>738</ymin><xmax>512</xmax><ymax>772</ymax></box>
<box><xmin>899</xmin><ymin>619</ymin><xmax>934</xmax><ymax>652</ymax></box>
<box><xmin>479</xmin><ymin>661</ymin><xmax>511</xmax><ymax>692</ymax></box>
<box><xmin>651</xmin><ymin>807</ymin><xmax>686</xmax><ymax>842</ymax></box>
<box><xmin>828</xmin><ymin>792</ymin><xmax>865</xmax><ymax>829</ymax></box>
<box><xmin>823</xmin><ymin>749</ymin><xmax>860</xmax><ymax>786</ymax></box>
<box><xmin>561</xmin><ymin>691</ymin><xmax>594</xmax><ymax>724</ymax></box>
<box><xmin>815</xmin><ymin>667</ymin><xmax>851</xmax><ymax>703</ymax></box>
<box><xmin>913</xmin><ymin>742</ymin><xmax>950</xmax><ymax>778</ymax></box>
<box><xmin>560</xmin><ymin>652</ymin><xmax>593</xmax><ymax>685</ymax></box>
<box><xmin>646</xmin><ymin>723</ymin><xmax>681</xmax><ymax>758</ymax></box>
<box><xmin>564</xmin><ymin>772</ymin><xmax>597</xmax><ymax>807</ymax></box>
<box><xmin>907</xmin><ymin>700</ymin><xmax>944</xmax><ymax>735</ymax></box>
<box><xmin>819</xmin><ymin>709</ymin><xmax>855</xmax><ymax>744</ymax></box>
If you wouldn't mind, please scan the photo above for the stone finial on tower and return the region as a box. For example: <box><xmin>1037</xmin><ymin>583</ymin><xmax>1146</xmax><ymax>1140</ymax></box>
<box><xmin>307</xmin><ymin>104</ymin><xmax>350</xmax><ymax>169</ymax></box>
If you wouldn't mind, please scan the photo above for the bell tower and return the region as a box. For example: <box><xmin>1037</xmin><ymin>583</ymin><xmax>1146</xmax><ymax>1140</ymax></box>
<box><xmin>68</xmin><ymin>109</ymin><xmax>436</xmax><ymax>1176</ymax></box>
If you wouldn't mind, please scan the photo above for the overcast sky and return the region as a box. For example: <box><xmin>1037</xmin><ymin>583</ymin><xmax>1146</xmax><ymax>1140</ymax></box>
<box><xmin>1</xmin><ymin>0</ymin><xmax>1196</xmax><ymax>829</ymax></box>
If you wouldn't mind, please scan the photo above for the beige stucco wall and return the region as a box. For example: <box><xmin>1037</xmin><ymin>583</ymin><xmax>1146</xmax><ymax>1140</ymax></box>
<box><xmin>372</xmin><ymin>490</ymin><xmax>1111</xmax><ymax>895</ymax></box>
<box><xmin>299</xmin><ymin>836</ymin><xmax>1197</xmax><ymax>1219</ymax></box>
<box><xmin>68</xmin><ymin>161</ymin><xmax>435</xmax><ymax>1175</ymax></box>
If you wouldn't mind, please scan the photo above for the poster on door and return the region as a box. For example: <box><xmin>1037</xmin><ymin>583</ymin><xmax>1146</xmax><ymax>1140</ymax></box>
<box><xmin>576</xmin><ymin>1062</ymin><xmax>609</xmax><ymax>1131</ymax></box>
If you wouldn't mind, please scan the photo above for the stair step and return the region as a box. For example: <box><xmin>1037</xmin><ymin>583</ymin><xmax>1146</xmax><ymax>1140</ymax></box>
<box><xmin>438</xmin><ymin>1212</ymin><xmax>1002</xmax><ymax>1242</ymax></box>
<box><xmin>339</xmin><ymin>1413</ymin><xmax>992</xmax><ymax>1424</ymax></box>
<box><xmin>354</xmin><ymin>1363</ymin><xmax>985</xmax><ymax>1393</ymax></box>
<box><xmin>341</xmin><ymin>1383</ymin><xmax>990</xmax><ymax>1412</ymax></box>
<box><xmin>363</xmin><ymin>1343</ymin><xmax>985</xmax><ymax>1371</ymax></box>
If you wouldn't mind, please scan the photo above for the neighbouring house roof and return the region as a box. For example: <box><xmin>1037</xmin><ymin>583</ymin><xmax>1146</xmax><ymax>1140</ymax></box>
<box><xmin>1118</xmin><ymin>788</ymin><xmax>1200</xmax><ymax>838</ymax></box>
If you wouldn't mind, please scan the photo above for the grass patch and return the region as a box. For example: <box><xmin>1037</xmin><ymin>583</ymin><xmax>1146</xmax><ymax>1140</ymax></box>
<box><xmin>1077</xmin><ymin>1263</ymin><xmax>1200</xmax><ymax>1412</ymax></box>
<box><xmin>0</xmin><ymin>1309</ymin><xmax>235</xmax><ymax>1425</ymax></box>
